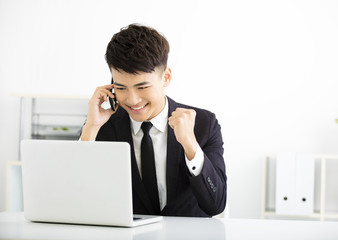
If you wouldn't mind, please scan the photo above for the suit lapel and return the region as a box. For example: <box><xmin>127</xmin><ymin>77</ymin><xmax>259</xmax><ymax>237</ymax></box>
<box><xmin>114</xmin><ymin>108</ymin><xmax>155</xmax><ymax>213</ymax></box>
<box><xmin>165</xmin><ymin>97</ymin><xmax>184</xmax><ymax>205</ymax></box>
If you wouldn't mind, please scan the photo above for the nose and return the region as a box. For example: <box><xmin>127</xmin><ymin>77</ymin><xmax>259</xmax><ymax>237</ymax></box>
<box><xmin>126</xmin><ymin>90</ymin><xmax>141</xmax><ymax>106</ymax></box>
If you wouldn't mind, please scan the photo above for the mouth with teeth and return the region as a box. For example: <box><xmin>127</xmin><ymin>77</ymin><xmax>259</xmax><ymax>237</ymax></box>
<box><xmin>128</xmin><ymin>103</ymin><xmax>148</xmax><ymax>113</ymax></box>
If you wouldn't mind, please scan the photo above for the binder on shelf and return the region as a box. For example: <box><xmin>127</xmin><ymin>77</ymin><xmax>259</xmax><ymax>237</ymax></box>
<box><xmin>275</xmin><ymin>152</ymin><xmax>296</xmax><ymax>215</ymax></box>
<box><xmin>275</xmin><ymin>153</ymin><xmax>315</xmax><ymax>215</ymax></box>
<box><xmin>294</xmin><ymin>154</ymin><xmax>315</xmax><ymax>215</ymax></box>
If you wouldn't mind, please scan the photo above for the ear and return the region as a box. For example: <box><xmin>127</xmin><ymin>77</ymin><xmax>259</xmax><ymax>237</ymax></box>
<box><xmin>162</xmin><ymin>67</ymin><xmax>172</xmax><ymax>87</ymax></box>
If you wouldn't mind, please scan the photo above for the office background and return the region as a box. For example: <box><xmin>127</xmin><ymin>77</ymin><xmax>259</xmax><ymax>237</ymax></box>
<box><xmin>0</xmin><ymin>0</ymin><xmax>338</xmax><ymax>218</ymax></box>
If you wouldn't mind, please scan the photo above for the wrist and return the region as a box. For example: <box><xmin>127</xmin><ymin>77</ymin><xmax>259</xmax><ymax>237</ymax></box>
<box><xmin>182</xmin><ymin>138</ymin><xmax>198</xmax><ymax>161</ymax></box>
<box><xmin>80</xmin><ymin>123</ymin><xmax>101</xmax><ymax>141</ymax></box>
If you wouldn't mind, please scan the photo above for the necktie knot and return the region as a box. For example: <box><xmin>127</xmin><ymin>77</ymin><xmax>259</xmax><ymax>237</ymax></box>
<box><xmin>141</xmin><ymin>121</ymin><xmax>153</xmax><ymax>135</ymax></box>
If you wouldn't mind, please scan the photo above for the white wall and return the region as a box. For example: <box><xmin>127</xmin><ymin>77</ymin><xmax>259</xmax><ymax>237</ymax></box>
<box><xmin>1</xmin><ymin>0</ymin><xmax>338</xmax><ymax>218</ymax></box>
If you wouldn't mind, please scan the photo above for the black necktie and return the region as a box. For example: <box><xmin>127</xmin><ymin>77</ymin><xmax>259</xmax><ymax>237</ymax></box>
<box><xmin>141</xmin><ymin>122</ymin><xmax>160</xmax><ymax>214</ymax></box>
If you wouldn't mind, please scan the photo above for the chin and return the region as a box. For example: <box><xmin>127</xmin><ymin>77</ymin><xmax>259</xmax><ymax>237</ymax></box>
<box><xmin>130</xmin><ymin>115</ymin><xmax>149</xmax><ymax>122</ymax></box>
<box><xmin>127</xmin><ymin>110</ymin><xmax>149</xmax><ymax>122</ymax></box>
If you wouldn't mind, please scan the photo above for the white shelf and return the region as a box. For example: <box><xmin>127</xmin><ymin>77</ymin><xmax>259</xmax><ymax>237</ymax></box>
<box><xmin>261</xmin><ymin>154</ymin><xmax>338</xmax><ymax>221</ymax></box>
<box><xmin>31</xmin><ymin>125</ymin><xmax>82</xmax><ymax>139</ymax></box>
<box><xmin>17</xmin><ymin>95</ymin><xmax>88</xmax><ymax>144</ymax></box>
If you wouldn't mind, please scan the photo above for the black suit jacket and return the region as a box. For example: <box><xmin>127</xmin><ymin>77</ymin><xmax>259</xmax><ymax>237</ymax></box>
<box><xmin>96</xmin><ymin>97</ymin><xmax>227</xmax><ymax>217</ymax></box>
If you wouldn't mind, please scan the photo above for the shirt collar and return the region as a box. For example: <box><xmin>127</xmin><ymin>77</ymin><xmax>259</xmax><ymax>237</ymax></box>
<box><xmin>130</xmin><ymin>97</ymin><xmax>169</xmax><ymax>135</ymax></box>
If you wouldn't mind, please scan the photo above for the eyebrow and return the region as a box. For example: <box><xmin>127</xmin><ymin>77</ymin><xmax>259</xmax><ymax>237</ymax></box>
<box><xmin>114</xmin><ymin>81</ymin><xmax>151</xmax><ymax>87</ymax></box>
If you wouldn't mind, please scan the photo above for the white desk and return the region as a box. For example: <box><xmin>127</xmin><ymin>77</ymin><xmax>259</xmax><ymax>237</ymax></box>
<box><xmin>1</xmin><ymin>212</ymin><xmax>338</xmax><ymax>240</ymax></box>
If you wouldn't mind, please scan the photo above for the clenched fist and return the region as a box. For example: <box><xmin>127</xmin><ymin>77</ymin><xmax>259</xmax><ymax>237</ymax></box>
<box><xmin>168</xmin><ymin>108</ymin><xmax>198</xmax><ymax>160</ymax></box>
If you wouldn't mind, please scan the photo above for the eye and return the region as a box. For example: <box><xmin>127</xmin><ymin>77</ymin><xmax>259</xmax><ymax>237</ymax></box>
<box><xmin>138</xmin><ymin>86</ymin><xmax>149</xmax><ymax>90</ymax></box>
<box><xmin>116</xmin><ymin>87</ymin><xmax>126</xmax><ymax>91</ymax></box>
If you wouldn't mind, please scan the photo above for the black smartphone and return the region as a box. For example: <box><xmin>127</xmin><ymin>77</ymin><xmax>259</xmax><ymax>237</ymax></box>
<box><xmin>109</xmin><ymin>77</ymin><xmax>117</xmax><ymax>111</ymax></box>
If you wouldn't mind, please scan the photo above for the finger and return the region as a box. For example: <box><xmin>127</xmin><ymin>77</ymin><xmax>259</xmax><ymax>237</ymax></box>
<box><xmin>171</xmin><ymin>108</ymin><xmax>189</xmax><ymax>116</ymax></box>
<box><xmin>175</xmin><ymin>108</ymin><xmax>196</xmax><ymax>118</ymax></box>
<box><xmin>97</xmin><ymin>89</ymin><xmax>115</xmax><ymax>100</ymax></box>
<box><xmin>99</xmin><ymin>84</ymin><xmax>114</xmax><ymax>89</ymax></box>
<box><xmin>168</xmin><ymin>121</ymin><xmax>174</xmax><ymax>129</ymax></box>
<box><xmin>106</xmin><ymin>104</ymin><xmax>116</xmax><ymax>114</ymax></box>
<box><xmin>106</xmin><ymin>84</ymin><xmax>114</xmax><ymax>91</ymax></box>
<box><xmin>173</xmin><ymin>108</ymin><xmax>185</xmax><ymax>113</ymax></box>
<box><xmin>168</xmin><ymin>117</ymin><xmax>175</xmax><ymax>129</ymax></box>
<box><xmin>94</xmin><ymin>84</ymin><xmax>114</xmax><ymax>95</ymax></box>
<box><xmin>168</xmin><ymin>116</ymin><xmax>181</xmax><ymax>128</ymax></box>
<box><xmin>188</xmin><ymin>109</ymin><xmax>196</xmax><ymax>118</ymax></box>
<box><xmin>171</xmin><ymin>110</ymin><xmax>179</xmax><ymax>117</ymax></box>
<box><xmin>97</xmin><ymin>90</ymin><xmax>108</xmax><ymax>102</ymax></box>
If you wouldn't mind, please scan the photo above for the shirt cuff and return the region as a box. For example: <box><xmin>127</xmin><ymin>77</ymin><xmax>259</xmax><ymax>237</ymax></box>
<box><xmin>185</xmin><ymin>145</ymin><xmax>204</xmax><ymax>176</ymax></box>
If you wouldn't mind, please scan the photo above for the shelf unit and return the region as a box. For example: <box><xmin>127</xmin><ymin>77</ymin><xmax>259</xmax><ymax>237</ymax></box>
<box><xmin>6</xmin><ymin>94</ymin><xmax>89</xmax><ymax>211</ymax></box>
<box><xmin>261</xmin><ymin>154</ymin><xmax>338</xmax><ymax>221</ymax></box>
<box><xmin>31</xmin><ymin>115</ymin><xmax>85</xmax><ymax>140</ymax></box>
<box><xmin>17</xmin><ymin>94</ymin><xmax>89</xmax><ymax>140</ymax></box>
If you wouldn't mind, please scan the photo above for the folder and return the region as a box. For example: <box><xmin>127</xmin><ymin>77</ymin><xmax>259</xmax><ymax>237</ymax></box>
<box><xmin>294</xmin><ymin>154</ymin><xmax>315</xmax><ymax>215</ymax></box>
<box><xmin>275</xmin><ymin>153</ymin><xmax>296</xmax><ymax>215</ymax></box>
<box><xmin>275</xmin><ymin>153</ymin><xmax>315</xmax><ymax>215</ymax></box>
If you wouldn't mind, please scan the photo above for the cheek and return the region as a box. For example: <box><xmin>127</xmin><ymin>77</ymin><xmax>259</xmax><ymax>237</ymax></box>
<box><xmin>145</xmin><ymin>90</ymin><xmax>163</xmax><ymax>102</ymax></box>
<box><xmin>115</xmin><ymin>91</ymin><xmax>126</xmax><ymax>102</ymax></box>
<box><xmin>150</xmin><ymin>84</ymin><xmax>165</xmax><ymax>97</ymax></box>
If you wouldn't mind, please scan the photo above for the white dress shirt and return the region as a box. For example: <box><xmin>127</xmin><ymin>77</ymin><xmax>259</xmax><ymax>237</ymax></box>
<box><xmin>81</xmin><ymin>97</ymin><xmax>205</xmax><ymax>210</ymax></box>
<box><xmin>130</xmin><ymin>97</ymin><xmax>204</xmax><ymax>210</ymax></box>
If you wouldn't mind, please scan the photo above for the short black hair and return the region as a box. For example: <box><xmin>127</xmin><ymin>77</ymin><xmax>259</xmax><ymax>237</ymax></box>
<box><xmin>105</xmin><ymin>24</ymin><xmax>170</xmax><ymax>74</ymax></box>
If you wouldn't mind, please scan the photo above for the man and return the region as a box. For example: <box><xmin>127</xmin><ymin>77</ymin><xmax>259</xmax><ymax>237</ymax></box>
<box><xmin>80</xmin><ymin>24</ymin><xmax>227</xmax><ymax>217</ymax></box>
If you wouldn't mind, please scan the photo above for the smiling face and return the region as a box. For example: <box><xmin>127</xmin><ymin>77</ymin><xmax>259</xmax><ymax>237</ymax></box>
<box><xmin>112</xmin><ymin>67</ymin><xmax>172</xmax><ymax>122</ymax></box>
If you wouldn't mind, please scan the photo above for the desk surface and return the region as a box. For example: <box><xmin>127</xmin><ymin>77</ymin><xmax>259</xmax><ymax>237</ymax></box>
<box><xmin>1</xmin><ymin>212</ymin><xmax>338</xmax><ymax>240</ymax></box>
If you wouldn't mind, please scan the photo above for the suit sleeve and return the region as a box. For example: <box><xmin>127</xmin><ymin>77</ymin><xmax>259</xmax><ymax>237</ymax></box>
<box><xmin>188</xmin><ymin>112</ymin><xmax>227</xmax><ymax>216</ymax></box>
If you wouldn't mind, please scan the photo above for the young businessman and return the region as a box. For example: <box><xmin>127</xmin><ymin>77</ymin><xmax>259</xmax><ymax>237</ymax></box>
<box><xmin>80</xmin><ymin>24</ymin><xmax>227</xmax><ymax>217</ymax></box>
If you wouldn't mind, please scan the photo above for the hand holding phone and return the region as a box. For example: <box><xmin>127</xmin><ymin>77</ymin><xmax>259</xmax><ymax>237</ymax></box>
<box><xmin>109</xmin><ymin>77</ymin><xmax>118</xmax><ymax>111</ymax></box>
<box><xmin>81</xmin><ymin>81</ymin><xmax>117</xmax><ymax>141</ymax></box>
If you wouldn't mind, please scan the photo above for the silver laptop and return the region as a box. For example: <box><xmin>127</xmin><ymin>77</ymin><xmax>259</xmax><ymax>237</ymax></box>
<box><xmin>21</xmin><ymin>139</ymin><xmax>163</xmax><ymax>227</ymax></box>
